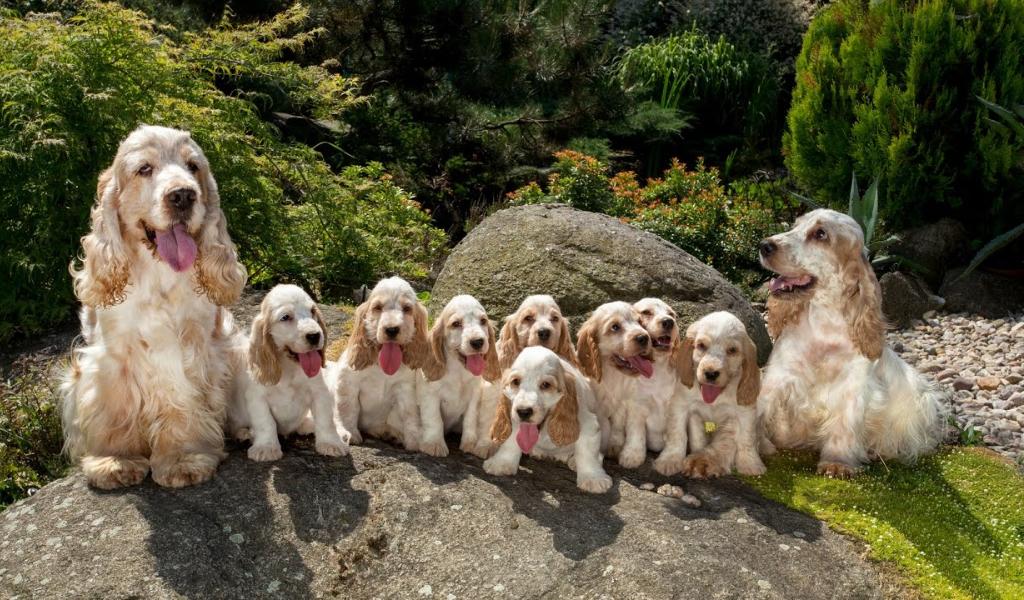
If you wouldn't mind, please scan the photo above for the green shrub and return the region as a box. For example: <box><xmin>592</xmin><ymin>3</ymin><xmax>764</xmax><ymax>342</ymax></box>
<box><xmin>783</xmin><ymin>0</ymin><xmax>1024</xmax><ymax>236</ymax></box>
<box><xmin>0</xmin><ymin>3</ymin><xmax>445</xmax><ymax>341</ymax></box>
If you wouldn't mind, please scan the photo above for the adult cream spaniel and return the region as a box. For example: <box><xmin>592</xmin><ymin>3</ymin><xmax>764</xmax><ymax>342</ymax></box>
<box><xmin>62</xmin><ymin>125</ymin><xmax>247</xmax><ymax>489</ymax></box>
<box><xmin>758</xmin><ymin>208</ymin><xmax>946</xmax><ymax>477</ymax></box>
<box><xmin>677</xmin><ymin>311</ymin><xmax>765</xmax><ymax>478</ymax></box>
<box><xmin>496</xmin><ymin>295</ymin><xmax>576</xmax><ymax>369</ymax></box>
<box><xmin>226</xmin><ymin>285</ymin><xmax>351</xmax><ymax>461</ymax></box>
<box><xmin>331</xmin><ymin>276</ymin><xmax>430</xmax><ymax>450</ymax></box>
<box><xmin>484</xmin><ymin>346</ymin><xmax>612</xmax><ymax>493</ymax></box>
<box><xmin>576</xmin><ymin>301</ymin><xmax>654</xmax><ymax>465</ymax></box>
<box><xmin>417</xmin><ymin>295</ymin><xmax>501</xmax><ymax>458</ymax></box>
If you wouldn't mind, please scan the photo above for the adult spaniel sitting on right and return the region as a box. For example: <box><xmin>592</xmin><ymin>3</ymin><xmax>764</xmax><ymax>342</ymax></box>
<box><xmin>758</xmin><ymin>209</ymin><xmax>946</xmax><ymax>478</ymax></box>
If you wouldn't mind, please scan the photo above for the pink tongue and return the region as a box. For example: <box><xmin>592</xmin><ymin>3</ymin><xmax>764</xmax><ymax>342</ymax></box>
<box><xmin>379</xmin><ymin>342</ymin><xmax>403</xmax><ymax>375</ymax></box>
<box><xmin>701</xmin><ymin>384</ymin><xmax>723</xmax><ymax>404</ymax></box>
<box><xmin>516</xmin><ymin>422</ymin><xmax>540</xmax><ymax>453</ymax></box>
<box><xmin>297</xmin><ymin>351</ymin><xmax>322</xmax><ymax>378</ymax></box>
<box><xmin>465</xmin><ymin>354</ymin><xmax>485</xmax><ymax>376</ymax></box>
<box><xmin>769</xmin><ymin>274</ymin><xmax>812</xmax><ymax>293</ymax></box>
<box><xmin>629</xmin><ymin>355</ymin><xmax>654</xmax><ymax>378</ymax></box>
<box><xmin>154</xmin><ymin>223</ymin><xmax>197</xmax><ymax>273</ymax></box>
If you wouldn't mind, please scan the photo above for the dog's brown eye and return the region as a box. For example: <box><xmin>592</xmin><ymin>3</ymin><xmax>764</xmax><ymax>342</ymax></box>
<box><xmin>511</xmin><ymin>378</ymin><xmax>521</xmax><ymax>387</ymax></box>
<box><xmin>280</xmin><ymin>314</ymin><xmax>292</xmax><ymax>322</ymax></box>
<box><xmin>524</xmin><ymin>315</ymin><xmax>535</xmax><ymax>323</ymax></box>
<box><xmin>610</xmin><ymin>323</ymin><xmax>621</xmax><ymax>332</ymax></box>
<box><xmin>727</xmin><ymin>346</ymin><xmax>738</xmax><ymax>355</ymax></box>
<box><xmin>641</xmin><ymin>309</ymin><xmax>652</xmax><ymax>316</ymax></box>
<box><xmin>451</xmin><ymin>320</ymin><xmax>462</xmax><ymax>328</ymax></box>
<box><xmin>696</xmin><ymin>342</ymin><xmax>707</xmax><ymax>351</ymax></box>
<box><xmin>550</xmin><ymin>315</ymin><xmax>559</xmax><ymax>323</ymax></box>
<box><xmin>814</xmin><ymin>228</ymin><xmax>828</xmax><ymax>241</ymax></box>
<box><xmin>480</xmin><ymin>317</ymin><xmax>487</xmax><ymax>326</ymax></box>
<box><xmin>372</xmin><ymin>304</ymin><xmax>383</xmax><ymax>312</ymax></box>
<box><xmin>402</xmin><ymin>305</ymin><xmax>412</xmax><ymax>314</ymax></box>
<box><xmin>138</xmin><ymin>164</ymin><xmax>153</xmax><ymax>177</ymax></box>
<box><xmin>187</xmin><ymin>161</ymin><xmax>200</xmax><ymax>174</ymax></box>
<box><xmin>540</xmin><ymin>381</ymin><xmax>551</xmax><ymax>390</ymax></box>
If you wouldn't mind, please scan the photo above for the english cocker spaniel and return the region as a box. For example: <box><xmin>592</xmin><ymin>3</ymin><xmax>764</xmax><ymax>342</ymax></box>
<box><xmin>576</xmin><ymin>301</ymin><xmax>653</xmax><ymax>465</ymax></box>
<box><xmin>484</xmin><ymin>346</ymin><xmax>612</xmax><ymax>493</ymax></box>
<box><xmin>61</xmin><ymin>125</ymin><xmax>247</xmax><ymax>489</ymax></box>
<box><xmin>226</xmin><ymin>285</ymin><xmax>351</xmax><ymax>461</ymax></box>
<box><xmin>758</xmin><ymin>208</ymin><xmax>946</xmax><ymax>477</ymax></box>
<box><xmin>632</xmin><ymin>298</ymin><xmax>694</xmax><ymax>475</ymax></box>
<box><xmin>497</xmin><ymin>295</ymin><xmax>576</xmax><ymax>370</ymax></box>
<box><xmin>676</xmin><ymin>311</ymin><xmax>765</xmax><ymax>478</ymax></box>
<box><xmin>331</xmin><ymin>276</ymin><xmax>430</xmax><ymax>450</ymax></box>
<box><xmin>417</xmin><ymin>295</ymin><xmax>501</xmax><ymax>458</ymax></box>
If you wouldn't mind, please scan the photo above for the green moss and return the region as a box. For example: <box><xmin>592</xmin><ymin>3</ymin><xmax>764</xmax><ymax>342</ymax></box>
<box><xmin>744</xmin><ymin>448</ymin><xmax>1024</xmax><ymax>600</ymax></box>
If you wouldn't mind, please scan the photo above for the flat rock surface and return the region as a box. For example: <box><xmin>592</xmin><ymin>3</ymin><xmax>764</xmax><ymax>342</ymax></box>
<box><xmin>0</xmin><ymin>441</ymin><xmax>885</xmax><ymax>599</ymax></box>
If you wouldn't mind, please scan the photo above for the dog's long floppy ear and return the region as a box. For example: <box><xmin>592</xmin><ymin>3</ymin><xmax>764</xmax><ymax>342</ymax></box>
<box><xmin>674</xmin><ymin>327</ymin><xmax>696</xmax><ymax>387</ymax></box>
<box><xmin>194</xmin><ymin>154</ymin><xmax>247</xmax><ymax>306</ymax></box>
<box><xmin>547</xmin><ymin>367</ymin><xmax>580</xmax><ymax>447</ymax></box>
<box><xmin>496</xmin><ymin>315</ymin><xmax>523</xmax><ymax>371</ymax></box>
<box><xmin>841</xmin><ymin>246</ymin><xmax>885</xmax><ymax>360</ymax></box>
<box><xmin>421</xmin><ymin>312</ymin><xmax>448</xmax><ymax>382</ymax></box>
<box><xmin>490</xmin><ymin>389</ymin><xmax>513</xmax><ymax>444</ymax></box>
<box><xmin>575</xmin><ymin>317</ymin><xmax>602</xmax><ymax>382</ymax></box>
<box><xmin>71</xmin><ymin>167</ymin><xmax>131</xmax><ymax>307</ymax></box>
<box><xmin>554</xmin><ymin>316</ymin><xmax>577</xmax><ymax>366</ymax></box>
<box><xmin>483</xmin><ymin>322</ymin><xmax>502</xmax><ymax>382</ymax></box>
<box><xmin>312</xmin><ymin>303</ymin><xmax>328</xmax><ymax>363</ymax></box>
<box><xmin>737</xmin><ymin>335</ymin><xmax>761</xmax><ymax>406</ymax></box>
<box><xmin>345</xmin><ymin>302</ymin><xmax>377</xmax><ymax>370</ymax></box>
<box><xmin>403</xmin><ymin>302</ymin><xmax>431</xmax><ymax>369</ymax></box>
<box><xmin>248</xmin><ymin>300</ymin><xmax>281</xmax><ymax>385</ymax></box>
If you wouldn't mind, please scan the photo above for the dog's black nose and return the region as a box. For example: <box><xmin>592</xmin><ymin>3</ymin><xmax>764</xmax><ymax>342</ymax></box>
<box><xmin>470</xmin><ymin>338</ymin><xmax>484</xmax><ymax>350</ymax></box>
<box><xmin>703</xmin><ymin>370</ymin><xmax>720</xmax><ymax>382</ymax></box>
<box><xmin>384</xmin><ymin>326</ymin><xmax>400</xmax><ymax>339</ymax></box>
<box><xmin>516</xmin><ymin>407</ymin><xmax>534</xmax><ymax>421</ymax></box>
<box><xmin>759</xmin><ymin>240</ymin><xmax>776</xmax><ymax>257</ymax></box>
<box><xmin>537</xmin><ymin>328</ymin><xmax>551</xmax><ymax>341</ymax></box>
<box><xmin>635</xmin><ymin>333</ymin><xmax>649</xmax><ymax>346</ymax></box>
<box><xmin>661</xmin><ymin>318</ymin><xmax>674</xmax><ymax>331</ymax></box>
<box><xmin>167</xmin><ymin>188</ymin><xmax>196</xmax><ymax>212</ymax></box>
<box><xmin>305</xmin><ymin>332</ymin><xmax>321</xmax><ymax>346</ymax></box>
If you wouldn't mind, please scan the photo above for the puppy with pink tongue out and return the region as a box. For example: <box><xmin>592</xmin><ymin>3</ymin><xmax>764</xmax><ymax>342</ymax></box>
<box><xmin>416</xmin><ymin>295</ymin><xmax>501</xmax><ymax>459</ymax></box>
<box><xmin>484</xmin><ymin>347</ymin><xmax>612</xmax><ymax>494</ymax></box>
<box><xmin>331</xmin><ymin>277</ymin><xmax>431</xmax><ymax>451</ymax></box>
<box><xmin>227</xmin><ymin>285</ymin><xmax>351</xmax><ymax>462</ymax></box>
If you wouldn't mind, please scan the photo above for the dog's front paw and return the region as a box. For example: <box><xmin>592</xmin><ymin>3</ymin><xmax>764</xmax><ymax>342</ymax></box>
<box><xmin>152</xmin><ymin>453</ymin><xmax>219</xmax><ymax>488</ymax></box>
<box><xmin>618</xmin><ymin>446</ymin><xmax>646</xmax><ymax>469</ymax></box>
<box><xmin>420</xmin><ymin>439</ymin><xmax>449</xmax><ymax>457</ymax></box>
<box><xmin>681</xmin><ymin>452</ymin><xmax>727</xmax><ymax>479</ymax></box>
<box><xmin>736</xmin><ymin>453</ymin><xmax>766</xmax><ymax>476</ymax></box>
<box><xmin>83</xmin><ymin>456</ymin><xmax>149</xmax><ymax>490</ymax></box>
<box><xmin>248</xmin><ymin>444</ymin><xmax>283</xmax><ymax>462</ymax></box>
<box><xmin>653</xmin><ymin>452</ymin><xmax>686</xmax><ymax>476</ymax></box>
<box><xmin>483</xmin><ymin>457</ymin><xmax>519</xmax><ymax>477</ymax></box>
<box><xmin>469</xmin><ymin>442</ymin><xmax>494</xmax><ymax>460</ymax></box>
<box><xmin>348</xmin><ymin>430</ymin><xmax>363</xmax><ymax>445</ymax></box>
<box><xmin>578</xmin><ymin>473</ymin><xmax>613</xmax><ymax>494</ymax></box>
<box><xmin>233</xmin><ymin>427</ymin><xmax>252</xmax><ymax>442</ymax></box>
<box><xmin>817</xmin><ymin>461</ymin><xmax>858</xmax><ymax>479</ymax></box>
<box><xmin>315</xmin><ymin>439</ymin><xmax>349</xmax><ymax>457</ymax></box>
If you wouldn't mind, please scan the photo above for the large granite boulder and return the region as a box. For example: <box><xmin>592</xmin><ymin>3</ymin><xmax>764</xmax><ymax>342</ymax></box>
<box><xmin>431</xmin><ymin>204</ymin><xmax>771</xmax><ymax>363</ymax></box>
<box><xmin>0</xmin><ymin>441</ymin><xmax>885</xmax><ymax>599</ymax></box>
<box><xmin>940</xmin><ymin>268</ymin><xmax>1024</xmax><ymax>318</ymax></box>
<box><xmin>880</xmin><ymin>272</ymin><xmax>945</xmax><ymax>328</ymax></box>
<box><xmin>892</xmin><ymin>218</ymin><xmax>970</xmax><ymax>289</ymax></box>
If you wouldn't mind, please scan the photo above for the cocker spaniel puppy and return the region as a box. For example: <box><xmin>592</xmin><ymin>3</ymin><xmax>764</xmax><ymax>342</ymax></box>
<box><xmin>331</xmin><ymin>276</ymin><xmax>430</xmax><ymax>450</ymax></box>
<box><xmin>758</xmin><ymin>208</ymin><xmax>946</xmax><ymax>477</ymax></box>
<box><xmin>417</xmin><ymin>295</ymin><xmax>501</xmax><ymax>458</ymax></box>
<box><xmin>632</xmin><ymin>298</ymin><xmax>693</xmax><ymax>475</ymax></box>
<box><xmin>497</xmin><ymin>295</ymin><xmax>576</xmax><ymax>370</ymax></box>
<box><xmin>675</xmin><ymin>312</ymin><xmax>764</xmax><ymax>478</ymax></box>
<box><xmin>226</xmin><ymin>285</ymin><xmax>351</xmax><ymax>461</ymax></box>
<box><xmin>576</xmin><ymin>301</ymin><xmax>653</xmax><ymax>465</ymax></box>
<box><xmin>484</xmin><ymin>347</ymin><xmax>612</xmax><ymax>493</ymax></box>
<box><xmin>61</xmin><ymin>125</ymin><xmax>247</xmax><ymax>489</ymax></box>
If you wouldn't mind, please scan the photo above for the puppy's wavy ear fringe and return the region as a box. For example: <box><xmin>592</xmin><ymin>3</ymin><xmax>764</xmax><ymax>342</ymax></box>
<box><xmin>403</xmin><ymin>302</ymin><xmax>431</xmax><ymax>369</ymax></box>
<box><xmin>575</xmin><ymin>318</ymin><xmax>602</xmax><ymax>382</ymax></box>
<box><xmin>737</xmin><ymin>335</ymin><xmax>760</xmax><ymax>406</ymax></box>
<box><xmin>71</xmin><ymin>167</ymin><xmax>130</xmax><ymax>308</ymax></box>
<box><xmin>248</xmin><ymin>302</ymin><xmax>281</xmax><ymax>386</ymax></box>
<box><xmin>554</xmin><ymin>317</ymin><xmax>578</xmax><ymax>367</ymax></box>
<box><xmin>490</xmin><ymin>391</ymin><xmax>513</xmax><ymax>444</ymax></box>
<box><xmin>313</xmin><ymin>304</ymin><xmax>328</xmax><ymax>363</ymax></box>
<box><xmin>194</xmin><ymin>166</ymin><xmax>247</xmax><ymax>306</ymax></box>
<box><xmin>842</xmin><ymin>249</ymin><xmax>885</xmax><ymax>360</ymax></box>
<box><xmin>496</xmin><ymin>316</ymin><xmax>522</xmax><ymax>371</ymax></box>
<box><xmin>422</xmin><ymin>314</ymin><xmax>448</xmax><ymax>382</ymax></box>
<box><xmin>548</xmin><ymin>369</ymin><xmax>580</xmax><ymax>446</ymax></box>
<box><xmin>674</xmin><ymin>333</ymin><xmax>696</xmax><ymax>387</ymax></box>
<box><xmin>483</xmin><ymin>322</ymin><xmax>502</xmax><ymax>382</ymax></box>
<box><xmin>346</xmin><ymin>302</ymin><xmax>377</xmax><ymax>370</ymax></box>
